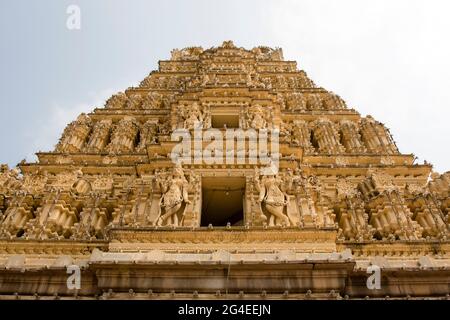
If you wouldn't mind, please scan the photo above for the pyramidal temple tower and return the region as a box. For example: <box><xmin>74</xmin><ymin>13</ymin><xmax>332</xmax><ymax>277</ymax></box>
<box><xmin>0</xmin><ymin>41</ymin><xmax>449</xmax><ymax>299</ymax></box>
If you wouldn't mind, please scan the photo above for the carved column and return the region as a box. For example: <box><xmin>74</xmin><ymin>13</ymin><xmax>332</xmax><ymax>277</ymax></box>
<box><xmin>55</xmin><ymin>114</ymin><xmax>92</xmax><ymax>153</ymax></box>
<box><xmin>291</xmin><ymin>120</ymin><xmax>314</xmax><ymax>153</ymax></box>
<box><xmin>306</xmin><ymin>94</ymin><xmax>323</xmax><ymax>110</ymax></box>
<box><xmin>312</xmin><ymin>119</ymin><xmax>345</xmax><ymax>154</ymax></box>
<box><xmin>360</xmin><ymin>116</ymin><xmax>399</xmax><ymax>154</ymax></box>
<box><xmin>339</xmin><ymin>120</ymin><xmax>366</xmax><ymax>153</ymax></box>
<box><xmin>106</xmin><ymin>116</ymin><xmax>139</xmax><ymax>154</ymax></box>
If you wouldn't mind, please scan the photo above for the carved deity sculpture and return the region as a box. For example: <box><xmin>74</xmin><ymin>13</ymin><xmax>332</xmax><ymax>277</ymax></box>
<box><xmin>254</xmin><ymin>171</ymin><xmax>291</xmax><ymax>226</ymax></box>
<box><xmin>247</xmin><ymin>105</ymin><xmax>269</xmax><ymax>130</ymax></box>
<box><xmin>157</xmin><ymin>165</ymin><xmax>191</xmax><ymax>227</ymax></box>
<box><xmin>183</xmin><ymin>103</ymin><xmax>204</xmax><ymax>129</ymax></box>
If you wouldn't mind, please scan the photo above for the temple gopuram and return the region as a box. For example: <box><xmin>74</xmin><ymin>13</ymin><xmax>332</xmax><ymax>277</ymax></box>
<box><xmin>0</xmin><ymin>41</ymin><xmax>448</xmax><ymax>300</ymax></box>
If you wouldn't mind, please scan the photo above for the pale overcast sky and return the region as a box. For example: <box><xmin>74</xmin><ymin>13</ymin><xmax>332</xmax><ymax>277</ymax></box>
<box><xmin>0</xmin><ymin>0</ymin><xmax>449</xmax><ymax>173</ymax></box>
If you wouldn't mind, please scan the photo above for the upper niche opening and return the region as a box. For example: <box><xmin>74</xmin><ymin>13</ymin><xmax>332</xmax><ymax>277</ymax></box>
<box><xmin>211</xmin><ymin>114</ymin><xmax>240</xmax><ymax>129</ymax></box>
<box><xmin>201</xmin><ymin>177</ymin><xmax>245</xmax><ymax>226</ymax></box>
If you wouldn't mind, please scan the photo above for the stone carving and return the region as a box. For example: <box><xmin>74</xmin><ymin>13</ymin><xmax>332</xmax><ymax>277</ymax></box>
<box><xmin>365</xmin><ymin>191</ymin><xmax>423</xmax><ymax>240</ymax></box>
<box><xmin>91</xmin><ymin>175</ymin><xmax>114</xmax><ymax>192</ymax></box>
<box><xmin>71</xmin><ymin>176</ymin><xmax>92</xmax><ymax>195</ymax></box>
<box><xmin>56</xmin><ymin>113</ymin><xmax>92</xmax><ymax>153</ymax></box>
<box><xmin>284</xmin><ymin>92</ymin><xmax>306</xmax><ymax>111</ymax></box>
<box><xmin>306</xmin><ymin>94</ymin><xmax>323</xmax><ymax>110</ymax></box>
<box><xmin>339</xmin><ymin>120</ymin><xmax>366</xmax><ymax>153</ymax></box>
<box><xmin>291</xmin><ymin>120</ymin><xmax>313</xmax><ymax>152</ymax></box>
<box><xmin>336</xmin><ymin>194</ymin><xmax>375</xmax><ymax>241</ymax></box>
<box><xmin>336</xmin><ymin>178</ymin><xmax>359</xmax><ymax>200</ymax></box>
<box><xmin>252</xmin><ymin>46</ymin><xmax>284</xmax><ymax>61</ymax></box>
<box><xmin>106</xmin><ymin>116</ymin><xmax>139</xmax><ymax>154</ymax></box>
<box><xmin>179</xmin><ymin>102</ymin><xmax>206</xmax><ymax>130</ymax></box>
<box><xmin>408</xmin><ymin>195</ymin><xmax>448</xmax><ymax>239</ymax></box>
<box><xmin>85</xmin><ymin>119</ymin><xmax>112</xmax><ymax>152</ymax></box>
<box><xmin>21</xmin><ymin>171</ymin><xmax>48</xmax><ymax>193</ymax></box>
<box><xmin>137</xmin><ymin>120</ymin><xmax>159</xmax><ymax>151</ymax></box>
<box><xmin>23</xmin><ymin>192</ymin><xmax>80</xmax><ymax>240</ymax></box>
<box><xmin>141</xmin><ymin>92</ymin><xmax>167</xmax><ymax>109</ymax></box>
<box><xmin>0</xmin><ymin>194</ymin><xmax>35</xmax><ymax>238</ymax></box>
<box><xmin>0</xmin><ymin>42</ymin><xmax>449</xmax><ymax>299</ymax></box>
<box><xmin>312</xmin><ymin>119</ymin><xmax>345</xmax><ymax>154</ymax></box>
<box><xmin>254</xmin><ymin>170</ymin><xmax>292</xmax><ymax>227</ymax></box>
<box><xmin>53</xmin><ymin>169</ymin><xmax>83</xmax><ymax>191</ymax></box>
<box><xmin>171</xmin><ymin>47</ymin><xmax>204</xmax><ymax>60</ymax></box>
<box><xmin>105</xmin><ymin>92</ymin><xmax>128</xmax><ymax>109</ymax></box>
<box><xmin>244</xmin><ymin>105</ymin><xmax>271</xmax><ymax>130</ymax></box>
<box><xmin>322</xmin><ymin>92</ymin><xmax>346</xmax><ymax>109</ymax></box>
<box><xmin>380</xmin><ymin>156</ymin><xmax>395</xmax><ymax>166</ymax></box>
<box><xmin>0</xmin><ymin>165</ymin><xmax>22</xmax><ymax>194</ymax></box>
<box><xmin>360</xmin><ymin>116</ymin><xmax>399</xmax><ymax>154</ymax></box>
<box><xmin>156</xmin><ymin>165</ymin><xmax>192</xmax><ymax>227</ymax></box>
<box><xmin>126</xmin><ymin>94</ymin><xmax>144</xmax><ymax>109</ymax></box>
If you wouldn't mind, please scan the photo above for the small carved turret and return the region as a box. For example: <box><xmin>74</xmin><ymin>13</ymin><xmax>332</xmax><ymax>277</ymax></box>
<box><xmin>360</xmin><ymin>116</ymin><xmax>399</xmax><ymax>154</ymax></box>
<box><xmin>85</xmin><ymin>119</ymin><xmax>113</xmax><ymax>153</ymax></box>
<box><xmin>339</xmin><ymin>120</ymin><xmax>366</xmax><ymax>153</ymax></box>
<box><xmin>55</xmin><ymin>113</ymin><xmax>92</xmax><ymax>153</ymax></box>
<box><xmin>322</xmin><ymin>92</ymin><xmax>346</xmax><ymax>110</ymax></box>
<box><xmin>312</xmin><ymin>119</ymin><xmax>345</xmax><ymax>154</ymax></box>
<box><xmin>106</xmin><ymin>116</ymin><xmax>139</xmax><ymax>154</ymax></box>
<box><xmin>291</xmin><ymin>120</ymin><xmax>314</xmax><ymax>152</ymax></box>
<box><xmin>105</xmin><ymin>92</ymin><xmax>128</xmax><ymax>109</ymax></box>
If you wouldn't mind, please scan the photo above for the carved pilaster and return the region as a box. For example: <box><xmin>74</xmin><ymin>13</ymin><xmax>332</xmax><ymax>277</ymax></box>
<box><xmin>312</xmin><ymin>119</ymin><xmax>345</xmax><ymax>154</ymax></box>
<box><xmin>360</xmin><ymin>116</ymin><xmax>399</xmax><ymax>154</ymax></box>
<box><xmin>85</xmin><ymin>119</ymin><xmax>113</xmax><ymax>153</ymax></box>
<box><xmin>339</xmin><ymin>120</ymin><xmax>366</xmax><ymax>153</ymax></box>
<box><xmin>55</xmin><ymin>113</ymin><xmax>92</xmax><ymax>153</ymax></box>
<box><xmin>106</xmin><ymin>116</ymin><xmax>139</xmax><ymax>154</ymax></box>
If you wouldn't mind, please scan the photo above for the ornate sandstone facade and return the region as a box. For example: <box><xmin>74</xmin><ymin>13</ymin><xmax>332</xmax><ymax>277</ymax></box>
<box><xmin>0</xmin><ymin>41</ymin><xmax>449</xmax><ymax>299</ymax></box>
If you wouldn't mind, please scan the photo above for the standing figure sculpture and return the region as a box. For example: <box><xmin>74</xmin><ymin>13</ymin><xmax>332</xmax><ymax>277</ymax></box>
<box><xmin>255</xmin><ymin>171</ymin><xmax>292</xmax><ymax>227</ymax></box>
<box><xmin>183</xmin><ymin>103</ymin><xmax>204</xmax><ymax>130</ymax></box>
<box><xmin>157</xmin><ymin>165</ymin><xmax>191</xmax><ymax>226</ymax></box>
<box><xmin>248</xmin><ymin>105</ymin><xmax>267</xmax><ymax>130</ymax></box>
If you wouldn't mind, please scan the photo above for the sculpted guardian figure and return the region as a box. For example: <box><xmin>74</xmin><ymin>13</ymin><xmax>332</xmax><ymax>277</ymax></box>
<box><xmin>183</xmin><ymin>103</ymin><xmax>204</xmax><ymax>129</ymax></box>
<box><xmin>255</xmin><ymin>171</ymin><xmax>292</xmax><ymax>227</ymax></box>
<box><xmin>157</xmin><ymin>165</ymin><xmax>191</xmax><ymax>226</ymax></box>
